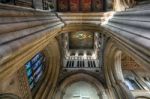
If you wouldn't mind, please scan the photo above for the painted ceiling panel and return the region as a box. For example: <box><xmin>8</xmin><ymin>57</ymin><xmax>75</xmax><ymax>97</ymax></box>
<box><xmin>81</xmin><ymin>0</ymin><xmax>92</xmax><ymax>12</ymax></box>
<box><xmin>69</xmin><ymin>31</ymin><xmax>94</xmax><ymax>49</ymax></box>
<box><xmin>57</xmin><ymin>0</ymin><xmax>113</xmax><ymax>12</ymax></box>
<box><xmin>70</xmin><ymin>0</ymin><xmax>80</xmax><ymax>12</ymax></box>
<box><xmin>58</xmin><ymin>0</ymin><xmax>69</xmax><ymax>11</ymax></box>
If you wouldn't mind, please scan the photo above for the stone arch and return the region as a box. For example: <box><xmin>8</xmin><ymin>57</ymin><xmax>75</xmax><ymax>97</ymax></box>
<box><xmin>104</xmin><ymin>39</ymin><xmax>122</xmax><ymax>85</ymax></box>
<box><xmin>136</xmin><ymin>96</ymin><xmax>150</xmax><ymax>99</ymax></box>
<box><xmin>58</xmin><ymin>23</ymin><xmax>101</xmax><ymax>34</ymax></box>
<box><xmin>104</xmin><ymin>39</ymin><xmax>135</xmax><ymax>99</ymax></box>
<box><xmin>55</xmin><ymin>73</ymin><xmax>108</xmax><ymax>99</ymax></box>
<box><xmin>33</xmin><ymin>38</ymin><xmax>61</xmax><ymax>99</ymax></box>
<box><xmin>0</xmin><ymin>93</ymin><xmax>21</xmax><ymax>99</ymax></box>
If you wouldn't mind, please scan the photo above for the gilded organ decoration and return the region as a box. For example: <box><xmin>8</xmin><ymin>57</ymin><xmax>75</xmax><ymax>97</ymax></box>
<box><xmin>69</xmin><ymin>31</ymin><xmax>94</xmax><ymax>49</ymax></box>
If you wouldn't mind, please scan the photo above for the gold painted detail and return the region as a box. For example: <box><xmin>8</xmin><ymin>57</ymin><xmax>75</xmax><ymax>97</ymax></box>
<box><xmin>72</xmin><ymin>31</ymin><xmax>92</xmax><ymax>40</ymax></box>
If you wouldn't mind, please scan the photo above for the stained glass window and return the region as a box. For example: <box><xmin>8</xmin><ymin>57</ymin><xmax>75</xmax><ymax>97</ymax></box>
<box><xmin>125</xmin><ymin>78</ymin><xmax>141</xmax><ymax>90</ymax></box>
<box><xmin>25</xmin><ymin>53</ymin><xmax>45</xmax><ymax>90</ymax></box>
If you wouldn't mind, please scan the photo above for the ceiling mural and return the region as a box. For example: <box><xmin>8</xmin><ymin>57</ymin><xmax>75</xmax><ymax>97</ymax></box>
<box><xmin>93</xmin><ymin>0</ymin><xmax>103</xmax><ymax>11</ymax></box>
<box><xmin>58</xmin><ymin>0</ymin><xmax>69</xmax><ymax>12</ymax></box>
<box><xmin>81</xmin><ymin>0</ymin><xmax>92</xmax><ymax>11</ymax></box>
<box><xmin>70</xmin><ymin>0</ymin><xmax>80</xmax><ymax>12</ymax></box>
<box><xmin>57</xmin><ymin>0</ymin><xmax>104</xmax><ymax>12</ymax></box>
<box><xmin>69</xmin><ymin>31</ymin><xmax>94</xmax><ymax>49</ymax></box>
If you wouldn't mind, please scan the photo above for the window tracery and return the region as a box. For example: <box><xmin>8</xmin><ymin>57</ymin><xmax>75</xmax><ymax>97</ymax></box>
<box><xmin>25</xmin><ymin>53</ymin><xmax>45</xmax><ymax>90</ymax></box>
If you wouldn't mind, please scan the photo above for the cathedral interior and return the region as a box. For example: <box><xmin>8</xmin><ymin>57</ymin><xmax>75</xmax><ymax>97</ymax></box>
<box><xmin>0</xmin><ymin>0</ymin><xmax>150</xmax><ymax>99</ymax></box>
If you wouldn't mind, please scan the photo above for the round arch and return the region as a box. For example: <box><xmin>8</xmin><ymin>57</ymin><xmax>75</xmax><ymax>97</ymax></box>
<box><xmin>0</xmin><ymin>93</ymin><xmax>21</xmax><ymax>99</ymax></box>
<box><xmin>136</xmin><ymin>96</ymin><xmax>150</xmax><ymax>99</ymax></box>
<box><xmin>33</xmin><ymin>38</ymin><xmax>61</xmax><ymax>99</ymax></box>
<box><xmin>104</xmin><ymin>39</ymin><xmax>135</xmax><ymax>99</ymax></box>
<box><xmin>55</xmin><ymin>73</ymin><xmax>108</xmax><ymax>99</ymax></box>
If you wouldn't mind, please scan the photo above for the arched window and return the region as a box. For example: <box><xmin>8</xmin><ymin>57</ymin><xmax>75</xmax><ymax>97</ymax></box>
<box><xmin>125</xmin><ymin>78</ymin><xmax>141</xmax><ymax>90</ymax></box>
<box><xmin>25</xmin><ymin>53</ymin><xmax>45</xmax><ymax>90</ymax></box>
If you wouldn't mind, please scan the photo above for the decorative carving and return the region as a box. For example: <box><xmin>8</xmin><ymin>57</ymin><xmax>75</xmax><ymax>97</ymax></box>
<box><xmin>17</xmin><ymin>67</ymin><xmax>32</xmax><ymax>99</ymax></box>
<box><xmin>122</xmin><ymin>55</ymin><xmax>141</xmax><ymax>70</ymax></box>
<box><xmin>81</xmin><ymin>0</ymin><xmax>92</xmax><ymax>11</ymax></box>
